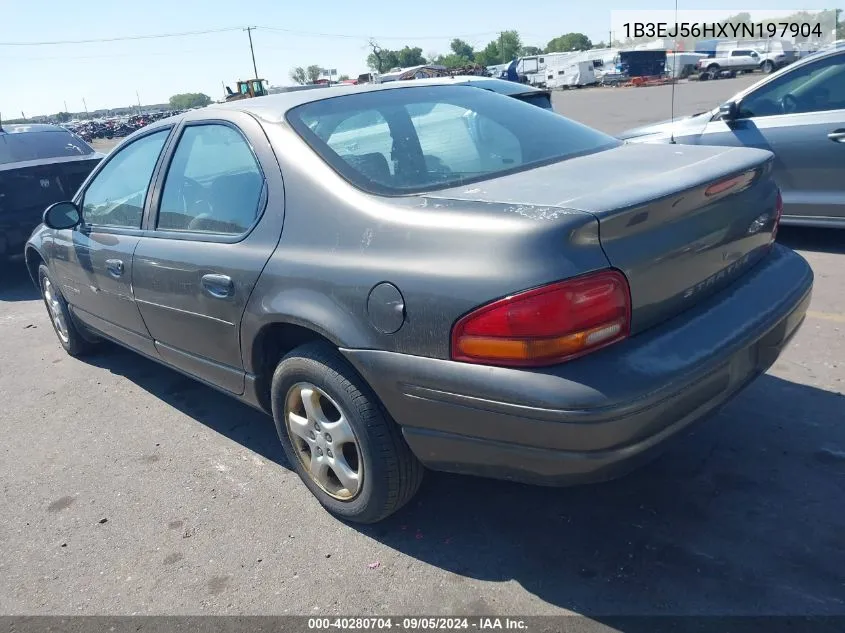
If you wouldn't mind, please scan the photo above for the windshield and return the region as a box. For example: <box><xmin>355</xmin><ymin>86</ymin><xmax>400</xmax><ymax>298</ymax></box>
<box><xmin>286</xmin><ymin>85</ymin><xmax>620</xmax><ymax>195</ymax></box>
<box><xmin>0</xmin><ymin>130</ymin><xmax>94</xmax><ymax>165</ymax></box>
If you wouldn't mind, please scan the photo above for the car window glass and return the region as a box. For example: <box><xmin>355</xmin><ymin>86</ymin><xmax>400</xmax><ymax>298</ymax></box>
<box><xmin>157</xmin><ymin>124</ymin><xmax>264</xmax><ymax>235</ymax></box>
<box><xmin>323</xmin><ymin>111</ymin><xmax>395</xmax><ymax>185</ymax></box>
<box><xmin>739</xmin><ymin>54</ymin><xmax>845</xmax><ymax>118</ymax></box>
<box><xmin>0</xmin><ymin>130</ymin><xmax>94</xmax><ymax>165</ymax></box>
<box><xmin>408</xmin><ymin>102</ymin><xmax>524</xmax><ymax>177</ymax></box>
<box><xmin>288</xmin><ymin>86</ymin><xmax>619</xmax><ymax>195</ymax></box>
<box><xmin>81</xmin><ymin>129</ymin><xmax>169</xmax><ymax>229</ymax></box>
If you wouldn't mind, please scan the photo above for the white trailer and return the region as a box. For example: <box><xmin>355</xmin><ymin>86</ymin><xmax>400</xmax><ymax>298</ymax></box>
<box><xmin>545</xmin><ymin>60</ymin><xmax>597</xmax><ymax>88</ymax></box>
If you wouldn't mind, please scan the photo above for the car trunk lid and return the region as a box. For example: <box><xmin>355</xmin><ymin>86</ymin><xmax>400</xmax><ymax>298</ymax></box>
<box><xmin>428</xmin><ymin>143</ymin><xmax>780</xmax><ymax>335</ymax></box>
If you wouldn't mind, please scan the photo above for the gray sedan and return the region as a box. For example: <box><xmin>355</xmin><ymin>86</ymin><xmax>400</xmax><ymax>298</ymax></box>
<box><xmin>26</xmin><ymin>83</ymin><xmax>812</xmax><ymax>523</ymax></box>
<box><xmin>620</xmin><ymin>46</ymin><xmax>845</xmax><ymax>228</ymax></box>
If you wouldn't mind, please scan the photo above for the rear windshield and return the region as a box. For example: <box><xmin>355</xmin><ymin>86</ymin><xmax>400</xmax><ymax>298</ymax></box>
<box><xmin>0</xmin><ymin>130</ymin><xmax>94</xmax><ymax>165</ymax></box>
<box><xmin>286</xmin><ymin>85</ymin><xmax>620</xmax><ymax>195</ymax></box>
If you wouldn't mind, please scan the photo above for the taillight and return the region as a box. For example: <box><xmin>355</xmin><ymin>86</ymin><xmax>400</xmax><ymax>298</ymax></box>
<box><xmin>772</xmin><ymin>189</ymin><xmax>784</xmax><ymax>243</ymax></box>
<box><xmin>450</xmin><ymin>270</ymin><xmax>631</xmax><ymax>368</ymax></box>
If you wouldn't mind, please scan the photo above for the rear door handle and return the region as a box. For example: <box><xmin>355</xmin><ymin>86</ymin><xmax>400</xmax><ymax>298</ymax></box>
<box><xmin>828</xmin><ymin>129</ymin><xmax>845</xmax><ymax>143</ymax></box>
<box><xmin>201</xmin><ymin>273</ymin><xmax>234</xmax><ymax>299</ymax></box>
<box><xmin>105</xmin><ymin>259</ymin><xmax>124</xmax><ymax>278</ymax></box>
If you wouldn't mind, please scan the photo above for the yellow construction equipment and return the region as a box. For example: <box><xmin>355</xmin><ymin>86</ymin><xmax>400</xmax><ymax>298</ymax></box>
<box><xmin>224</xmin><ymin>79</ymin><xmax>268</xmax><ymax>102</ymax></box>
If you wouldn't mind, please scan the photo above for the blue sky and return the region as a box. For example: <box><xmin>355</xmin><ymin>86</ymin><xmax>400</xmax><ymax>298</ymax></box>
<box><xmin>3</xmin><ymin>0</ymin><xmax>841</xmax><ymax>117</ymax></box>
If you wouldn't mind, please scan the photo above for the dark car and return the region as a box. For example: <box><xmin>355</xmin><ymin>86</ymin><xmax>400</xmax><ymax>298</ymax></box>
<box><xmin>619</xmin><ymin>46</ymin><xmax>845</xmax><ymax>228</ymax></box>
<box><xmin>26</xmin><ymin>83</ymin><xmax>812</xmax><ymax>523</ymax></box>
<box><xmin>1</xmin><ymin>123</ymin><xmax>103</xmax><ymax>263</ymax></box>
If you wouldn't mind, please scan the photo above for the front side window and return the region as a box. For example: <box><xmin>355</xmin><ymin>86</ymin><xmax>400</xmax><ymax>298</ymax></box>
<box><xmin>81</xmin><ymin>129</ymin><xmax>169</xmax><ymax>229</ymax></box>
<box><xmin>157</xmin><ymin>124</ymin><xmax>264</xmax><ymax>235</ymax></box>
<box><xmin>288</xmin><ymin>86</ymin><xmax>620</xmax><ymax>195</ymax></box>
<box><xmin>738</xmin><ymin>53</ymin><xmax>845</xmax><ymax>118</ymax></box>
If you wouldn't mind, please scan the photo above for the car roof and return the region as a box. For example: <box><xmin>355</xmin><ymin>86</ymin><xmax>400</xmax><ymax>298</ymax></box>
<box><xmin>206</xmin><ymin>79</ymin><xmax>539</xmax><ymax>124</ymax></box>
<box><xmin>1</xmin><ymin>123</ymin><xmax>72</xmax><ymax>134</ymax></box>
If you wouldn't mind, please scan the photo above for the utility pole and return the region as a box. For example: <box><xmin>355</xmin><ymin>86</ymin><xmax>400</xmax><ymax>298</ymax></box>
<box><xmin>82</xmin><ymin>98</ymin><xmax>89</xmax><ymax>119</ymax></box>
<box><xmin>244</xmin><ymin>26</ymin><xmax>259</xmax><ymax>79</ymax></box>
<box><xmin>64</xmin><ymin>100</ymin><xmax>68</xmax><ymax>114</ymax></box>
<box><xmin>136</xmin><ymin>90</ymin><xmax>142</xmax><ymax>114</ymax></box>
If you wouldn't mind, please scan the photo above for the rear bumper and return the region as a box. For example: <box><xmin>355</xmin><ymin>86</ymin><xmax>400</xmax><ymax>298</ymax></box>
<box><xmin>342</xmin><ymin>244</ymin><xmax>813</xmax><ymax>486</ymax></box>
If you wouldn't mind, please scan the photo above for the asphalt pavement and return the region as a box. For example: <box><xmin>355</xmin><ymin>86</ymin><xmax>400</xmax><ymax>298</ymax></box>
<box><xmin>2</xmin><ymin>76</ymin><xmax>844</xmax><ymax>619</ymax></box>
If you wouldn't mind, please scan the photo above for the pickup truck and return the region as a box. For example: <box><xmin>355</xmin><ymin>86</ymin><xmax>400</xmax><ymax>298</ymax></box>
<box><xmin>697</xmin><ymin>49</ymin><xmax>789</xmax><ymax>77</ymax></box>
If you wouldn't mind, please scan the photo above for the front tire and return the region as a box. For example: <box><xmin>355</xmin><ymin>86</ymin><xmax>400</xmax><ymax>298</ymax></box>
<box><xmin>38</xmin><ymin>264</ymin><xmax>95</xmax><ymax>357</ymax></box>
<box><xmin>271</xmin><ymin>341</ymin><xmax>424</xmax><ymax>523</ymax></box>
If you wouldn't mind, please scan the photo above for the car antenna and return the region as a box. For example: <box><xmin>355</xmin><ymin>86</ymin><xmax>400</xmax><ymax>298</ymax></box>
<box><xmin>669</xmin><ymin>0</ymin><xmax>678</xmax><ymax>144</ymax></box>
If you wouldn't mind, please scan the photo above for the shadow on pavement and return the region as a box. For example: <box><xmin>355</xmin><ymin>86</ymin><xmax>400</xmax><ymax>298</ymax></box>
<box><xmin>83</xmin><ymin>345</ymin><xmax>289</xmax><ymax>469</ymax></box>
<box><xmin>359</xmin><ymin>374</ymin><xmax>845</xmax><ymax>616</ymax></box>
<box><xmin>779</xmin><ymin>226</ymin><xmax>845</xmax><ymax>255</ymax></box>
<box><xmin>0</xmin><ymin>262</ymin><xmax>39</xmax><ymax>302</ymax></box>
<box><xmin>73</xmin><ymin>340</ymin><xmax>845</xmax><ymax>616</ymax></box>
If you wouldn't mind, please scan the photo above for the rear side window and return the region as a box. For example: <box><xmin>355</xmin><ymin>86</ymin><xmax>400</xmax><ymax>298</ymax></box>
<box><xmin>157</xmin><ymin>124</ymin><xmax>264</xmax><ymax>235</ymax></box>
<box><xmin>288</xmin><ymin>85</ymin><xmax>619</xmax><ymax>195</ymax></box>
<box><xmin>0</xmin><ymin>130</ymin><xmax>94</xmax><ymax>165</ymax></box>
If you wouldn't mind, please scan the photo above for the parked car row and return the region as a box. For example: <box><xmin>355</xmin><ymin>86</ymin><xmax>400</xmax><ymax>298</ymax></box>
<box><xmin>64</xmin><ymin>111</ymin><xmax>185</xmax><ymax>143</ymax></box>
<box><xmin>25</xmin><ymin>76</ymin><xmax>813</xmax><ymax>523</ymax></box>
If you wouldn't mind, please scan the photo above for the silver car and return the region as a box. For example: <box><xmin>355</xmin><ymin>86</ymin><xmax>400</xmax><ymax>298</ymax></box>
<box><xmin>620</xmin><ymin>46</ymin><xmax>845</xmax><ymax>228</ymax></box>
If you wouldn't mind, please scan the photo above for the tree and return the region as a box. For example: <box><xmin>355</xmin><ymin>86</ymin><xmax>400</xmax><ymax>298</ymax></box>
<box><xmin>435</xmin><ymin>53</ymin><xmax>473</xmax><ymax>68</ymax></box>
<box><xmin>475</xmin><ymin>41</ymin><xmax>502</xmax><ymax>66</ymax></box>
<box><xmin>450</xmin><ymin>38</ymin><xmax>475</xmax><ymax>60</ymax></box>
<box><xmin>546</xmin><ymin>33</ymin><xmax>593</xmax><ymax>53</ymax></box>
<box><xmin>306</xmin><ymin>65</ymin><xmax>322</xmax><ymax>83</ymax></box>
<box><xmin>338</xmin><ymin>74</ymin><xmax>350</xmax><ymax>81</ymax></box>
<box><xmin>289</xmin><ymin>67</ymin><xmax>307</xmax><ymax>85</ymax></box>
<box><xmin>366</xmin><ymin>44</ymin><xmax>425</xmax><ymax>72</ymax></box>
<box><xmin>837</xmin><ymin>9</ymin><xmax>844</xmax><ymax>39</ymax></box>
<box><xmin>474</xmin><ymin>30</ymin><xmax>522</xmax><ymax>66</ymax></box>
<box><xmin>169</xmin><ymin>93</ymin><xmax>212</xmax><ymax>109</ymax></box>
<box><xmin>520</xmin><ymin>46</ymin><xmax>543</xmax><ymax>56</ymax></box>
<box><xmin>499</xmin><ymin>30</ymin><xmax>522</xmax><ymax>62</ymax></box>
<box><xmin>396</xmin><ymin>46</ymin><xmax>426</xmax><ymax>67</ymax></box>
<box><xmin>54</xmin><ymin>111</ymin><xmax>72</xmax><ymax>123</ymax></box>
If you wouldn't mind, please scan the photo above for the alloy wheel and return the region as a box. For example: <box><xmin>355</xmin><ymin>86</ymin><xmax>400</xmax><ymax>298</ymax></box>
<box><xmin>284</xmin><ymin>382</ymin><xmax>363</xmax><ymax>501</ymax></box>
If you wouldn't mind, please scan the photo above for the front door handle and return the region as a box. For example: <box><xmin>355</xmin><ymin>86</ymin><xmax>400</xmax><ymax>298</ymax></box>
<box><xmin>828</xmin><ymin>129</ymin><xmax>845</xmax><ymax>143</ymax></box>
<box><xmin>105</xmin><ymin>259</ymin><xmax>124</xmax><ymax>278</ymax></box>
<box><xmin>201</xmin><ymin>273</ymin><xmax>234</xmax><ymax>299</ymax></box>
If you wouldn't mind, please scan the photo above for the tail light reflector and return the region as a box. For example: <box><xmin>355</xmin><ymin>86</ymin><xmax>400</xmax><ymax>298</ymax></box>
<box><xmin>451</xmin><ymin>270</ymin><xmax>631</xmax><ymax>367</ymax></box>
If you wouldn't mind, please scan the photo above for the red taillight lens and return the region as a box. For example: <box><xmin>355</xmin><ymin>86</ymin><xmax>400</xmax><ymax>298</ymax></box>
<box><xmin>772</xmin><ymin>189</ymin><xmax>784</xmax><ymax>243</ymax></box>
<box><xmin>451</xmin><ymin>270</ymin><xmax>631</xmax><ymax>367</ymax></box>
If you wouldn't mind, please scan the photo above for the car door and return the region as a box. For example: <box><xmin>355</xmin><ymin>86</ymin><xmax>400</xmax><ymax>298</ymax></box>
<box><xmin>131</xmin><ymin>113</ymin><xmax>285</xmax><ymax>395</ymax></box>
<box><xmin>693</xmin><ymin>51</ymin><xmax>845</xmax><ymax>224</ymax></box>
<box><xmin>50</xmin><ymin>127</ymin><xmax>172</xmax><ymax>353</ymax></box>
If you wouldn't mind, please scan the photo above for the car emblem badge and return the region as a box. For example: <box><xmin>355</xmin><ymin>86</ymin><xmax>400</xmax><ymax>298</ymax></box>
<box><xmin>748</xmin><ymin>213</ymin><xmax>769</xmax><ymax>235</ymax></box>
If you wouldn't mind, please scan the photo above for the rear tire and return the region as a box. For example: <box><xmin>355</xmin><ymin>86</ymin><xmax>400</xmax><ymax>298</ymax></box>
<box><xmin>38</xmin><ymin>264</ymin><xmax>96</xmax><ymax>357</ymax></box>
<box><xmin>270</xmin><ymin>341</ymin><xmax>424</xmax><ymax>523</ymax></box>
<box><xmin>761</xmin><ymin>61</ymin><xmax>775</xmax><ymax>74</ymax></box>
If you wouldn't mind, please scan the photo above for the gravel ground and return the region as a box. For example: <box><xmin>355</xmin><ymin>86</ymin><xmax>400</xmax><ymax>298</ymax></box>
<box><xmin>2</xmin><ymin>76</ymin><xmax>844</xmax><ymax>619</ymax></box>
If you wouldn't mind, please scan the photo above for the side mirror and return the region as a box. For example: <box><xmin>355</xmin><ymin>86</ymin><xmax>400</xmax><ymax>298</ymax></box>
<box><xmin>43</xmin><ymin>201</ymin><xmax>81</xmax><ymax>230</ymax></box>
<box><xmin>719</xmin><ymin>101</ymin><xmax>739</xmax><ymax>121</ymax></box>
